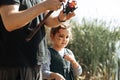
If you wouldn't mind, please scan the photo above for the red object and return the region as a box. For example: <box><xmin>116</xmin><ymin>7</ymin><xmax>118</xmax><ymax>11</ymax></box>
<box><xmin>69</xmin><ymin>1</ymin><xmax>77</xmax><ymax>8</ymax></box>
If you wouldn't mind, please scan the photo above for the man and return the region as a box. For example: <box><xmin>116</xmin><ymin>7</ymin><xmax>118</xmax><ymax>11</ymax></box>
<box><xmin>0</xmin><ymin>0</ymin><xmax>75</xmax><ymax>80</ymax></box>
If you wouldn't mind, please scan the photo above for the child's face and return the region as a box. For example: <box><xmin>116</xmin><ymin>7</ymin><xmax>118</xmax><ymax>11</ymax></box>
<box><xmin>51</xmin><ymin>28</ymin><xmax>70</xmax><ymax>49</ymax></box>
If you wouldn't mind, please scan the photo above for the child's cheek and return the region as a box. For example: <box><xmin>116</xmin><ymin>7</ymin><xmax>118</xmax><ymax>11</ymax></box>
<box><xmin>57</xmin><ymin>37</ymin><xmax>62</xmax><ymax>40</ymax></box>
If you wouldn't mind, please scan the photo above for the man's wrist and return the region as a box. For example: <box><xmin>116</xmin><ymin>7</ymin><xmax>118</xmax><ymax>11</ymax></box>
<box><xmin>57</xmin><ymin>16</ymin><xmax>66</xmax><ymax>22</ymax></box>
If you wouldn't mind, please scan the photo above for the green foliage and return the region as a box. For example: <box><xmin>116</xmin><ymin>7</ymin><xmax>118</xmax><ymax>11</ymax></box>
<box><xmin>67</xmin><ymin>19</ymin><xmax>120</xmax><ymax>79</ymax></box>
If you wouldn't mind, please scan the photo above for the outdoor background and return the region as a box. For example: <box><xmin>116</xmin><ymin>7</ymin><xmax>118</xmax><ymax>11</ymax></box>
<box><xmin>47</xmin><ymin>0</ymin><xmax>120</xmax><ymax>80</ymax></box>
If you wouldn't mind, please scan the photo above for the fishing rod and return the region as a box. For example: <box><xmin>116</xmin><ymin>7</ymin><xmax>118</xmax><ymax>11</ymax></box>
<box><xmin>26</xmin><ymin>10</ymin><xmax>53</xmax><ymax>41</ymax></box>
<box><xmin>26</xmin><ymin>0</ymin><xmax>77</xmax><ymax>41</ymax></box>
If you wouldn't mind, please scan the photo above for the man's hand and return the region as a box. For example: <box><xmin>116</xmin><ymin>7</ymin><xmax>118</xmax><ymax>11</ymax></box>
<box><xmin>57</xmin><ymin>10</ymin><xmax>75</xmax><ymax>22</ymax></box>
<box><xmin>44</xmin><ymin>0</ymin><xmax>65</xmax><ymax>11</ymax></box>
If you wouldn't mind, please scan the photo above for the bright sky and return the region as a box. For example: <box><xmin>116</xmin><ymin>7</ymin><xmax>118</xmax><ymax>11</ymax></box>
<box><xmin>74</xmin><ymin>0</ymin><xmax>120</xmax><ymax>23</ymax></box>
<box><xmin>74</xmin><ymin>0</ymin><xmax>120</xmax><ymax>58</ymax></box>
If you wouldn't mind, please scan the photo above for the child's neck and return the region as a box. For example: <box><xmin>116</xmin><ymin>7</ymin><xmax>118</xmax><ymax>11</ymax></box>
<box><xmin>53</xmin><ymin>46</ymin><xmax>64</xmax><ymax>51</ymax></box>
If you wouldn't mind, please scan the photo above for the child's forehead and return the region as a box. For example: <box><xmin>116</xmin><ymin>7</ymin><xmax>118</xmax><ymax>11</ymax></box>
<box><xmin>59</xmin><ymin>28</ymin><xmax>70</xmax><ymax>32</ymax></box>
<box><xmin>57</xmin><ymin>28</ymin><xmax>70</xmax><ymax>34</ymax></box>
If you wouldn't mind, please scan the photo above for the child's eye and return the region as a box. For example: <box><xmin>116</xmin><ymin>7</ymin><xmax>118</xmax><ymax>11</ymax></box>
<box><xmin>66</xmin><ymin>36</ymin><xmax>69</xmax><ymax>38</ymax></box>
<box><xmin>58</xmin><ymin>35</ymin><xmax>64</xmax><ymax>37</ymax></box>
<box><xmin>59</xmin><ymin>35</ymin><xmax>64</xmax><ymax>38</ymax></box>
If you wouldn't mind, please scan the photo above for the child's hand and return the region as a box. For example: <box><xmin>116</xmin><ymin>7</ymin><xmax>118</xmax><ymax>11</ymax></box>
<box><xmin>64</xmin><ymin>54</ymin><xmax>79</xmax><ymax>68</ymax></box>
<box><xmin>53</xmin><ymin>73</ymin><xmax>66</xmax><ymax>80</ymax></box>
<box><xmin>63</xmin><ymin>54</ymin><xmax>76</xmax><ymax>63</ymax></box>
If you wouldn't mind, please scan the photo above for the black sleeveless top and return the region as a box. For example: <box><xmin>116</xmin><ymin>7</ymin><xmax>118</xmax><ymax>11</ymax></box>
<box><xmin>49</xmin><ymin>48</ymin><xmax>74</xmax><ymax>80</ymax></box>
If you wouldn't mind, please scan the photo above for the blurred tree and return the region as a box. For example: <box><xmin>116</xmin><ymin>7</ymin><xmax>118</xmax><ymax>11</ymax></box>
<box><xmin>67</xmin><ymin>19</ymin><xmax>120</xmax><ymax>80</ymax></box>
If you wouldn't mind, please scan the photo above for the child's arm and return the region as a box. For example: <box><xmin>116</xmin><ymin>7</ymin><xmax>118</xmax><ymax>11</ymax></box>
<box><xmin>64</xmin><ymin>49</ymin><xmax>82</xmax><ymax>76</ymax></box>
<box><xmin>49</xmin><ymin>72</ymin><xmax>65</xmax><ymax>80</ymax></box>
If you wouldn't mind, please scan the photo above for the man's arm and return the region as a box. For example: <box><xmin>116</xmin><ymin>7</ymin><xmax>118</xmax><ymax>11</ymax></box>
<box><xmin>0</xmin><ymin>0</ymin><xmax>62</xmax><ymax>31</ymax></box>
<box><xmin>0</xmin><ymin>3</ymin><xmax>47</xmax><ymax>31</ymax></box>
<box><xmin>45</xmin><ymin>10</ymin><xmax>75</xmax><ymax>27</ymax></box>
